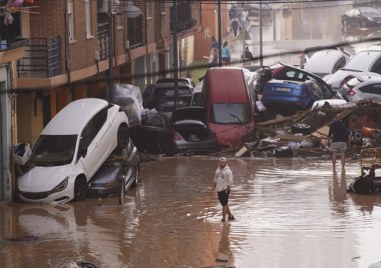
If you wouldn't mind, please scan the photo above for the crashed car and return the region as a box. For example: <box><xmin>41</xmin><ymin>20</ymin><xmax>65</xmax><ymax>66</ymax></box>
<box><xmin>87</xmin><ymin>139</ymin><xmax>139</xmax><ymax>198</ymax></box>
<box><xmin>130</xmin><ymin>106</ymin><xmax>219</xmax><ymax>155</ymax></box>
<box><xmin>17</xmin><ymin>98</ymin><xmax>130</xmax><ymax>205</ymax></box>
<box><xmin>262</xmin><ymin>79</ymin><xmax>327</xmax><ymax>116</ymax></box>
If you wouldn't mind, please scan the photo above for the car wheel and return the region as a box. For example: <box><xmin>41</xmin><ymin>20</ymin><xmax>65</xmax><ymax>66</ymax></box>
<box><xmin>117</xmin><ymin>125</ymin><xmax>129</xmax><ymax>150</ymax></box>
<box><xmin>74</xmin><ymin>178</ymin><xmax>87</xmax><ymax>201</ymax></box>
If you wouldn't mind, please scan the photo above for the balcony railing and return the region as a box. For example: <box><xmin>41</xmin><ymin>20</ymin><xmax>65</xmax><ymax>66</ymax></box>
<box><xmin>17</xmin><ymin>36</ymin><xmax>62</xmax><ymax>78</ymax></box>
<box><xmin>97</xmin><ymin>23</ymin><xmax>110</xmax><ymax>61</ymax></box>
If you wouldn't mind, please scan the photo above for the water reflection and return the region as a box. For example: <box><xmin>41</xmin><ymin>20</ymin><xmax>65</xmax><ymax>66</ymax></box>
<box><xmin>1</xmin><ymin>157</ymin><xmax>381</xmax><ymax>267</ymax></box>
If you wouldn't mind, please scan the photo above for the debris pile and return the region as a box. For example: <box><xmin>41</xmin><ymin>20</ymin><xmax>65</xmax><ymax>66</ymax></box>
<box><xmin>234</xmin><ymin>100</ymin><xmax>381</xmax><ymax>158</ymax></box>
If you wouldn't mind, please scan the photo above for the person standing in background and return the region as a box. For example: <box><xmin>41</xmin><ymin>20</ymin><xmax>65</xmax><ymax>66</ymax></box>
<box><xmin>221</xmin><ymin>41</ymin><xmax>231</xmax><ymax>66</ymax></box>
<box><xmin>211</xmin><ymin>36</ymin><xmax>219</xmax><ymax>50</ymax></box>
<box><xmin>328</xmin><ymin>114</ymin><xmax>349</xmax><ymax>172</ymax></box>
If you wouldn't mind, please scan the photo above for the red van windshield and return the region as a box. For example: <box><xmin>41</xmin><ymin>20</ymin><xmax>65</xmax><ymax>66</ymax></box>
<box><xmin>210</xmin><ymin>103</ymin><xmax>251</xmax><ymax>124</ymax></box>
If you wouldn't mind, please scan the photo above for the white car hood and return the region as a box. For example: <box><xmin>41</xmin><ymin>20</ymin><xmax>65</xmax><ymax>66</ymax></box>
<box><xmin>18</xmin><ymin>165</ymin><xmax>72</xmax><ymax>192</ymax></box>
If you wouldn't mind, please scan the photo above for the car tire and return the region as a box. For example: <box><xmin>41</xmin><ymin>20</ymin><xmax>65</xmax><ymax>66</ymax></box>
<box><xmin>74</xmin><ymin>178</ymin><xmax>87</xmax><ymax>201</ymax></box>
<box><xmin>117</xmin><ymin>125</ymin><xmax>129</xmax><ymax>150</ymax></box>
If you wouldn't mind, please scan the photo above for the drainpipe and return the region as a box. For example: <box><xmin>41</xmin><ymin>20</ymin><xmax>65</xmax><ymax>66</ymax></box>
<box><xmin>1</xmin><ymin>63</ymin><xmax>13</xmax><ymax>201</ymax></box>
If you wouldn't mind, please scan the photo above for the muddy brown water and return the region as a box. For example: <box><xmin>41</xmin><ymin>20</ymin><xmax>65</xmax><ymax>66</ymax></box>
<box><xmin>1</xmin><ymin>156</ymin><xmax>381</xmax><ymax>268</ymax></box>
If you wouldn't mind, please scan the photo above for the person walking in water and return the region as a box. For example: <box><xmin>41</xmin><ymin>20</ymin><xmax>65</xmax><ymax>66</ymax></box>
<box><xmin>213</xmin><ymin>157</ymin><xmax>235</xmax><ymax>222</ymax></box>
<box><xmin>328</xmin><ymin>114</ymin><xmax>349</xmax><ymax>172</ymax></box>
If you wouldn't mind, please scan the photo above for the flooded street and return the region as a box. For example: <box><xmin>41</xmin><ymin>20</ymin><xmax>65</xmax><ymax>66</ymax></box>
<box><xmin>1</xmin><ymin>156</ymin><xmax>381</xmax><ymax>267</ymax></box>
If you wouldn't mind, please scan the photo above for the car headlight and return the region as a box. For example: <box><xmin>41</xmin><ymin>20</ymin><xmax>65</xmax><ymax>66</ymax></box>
<box><xmin>51</xmin><ymin>177</ymin><xmax>69</xmax><ymax>194</ymax></box>
<box><xmin>367</xmin><ymin>17</ymin><xmax>374</xmax><ymax>21</ymax></box>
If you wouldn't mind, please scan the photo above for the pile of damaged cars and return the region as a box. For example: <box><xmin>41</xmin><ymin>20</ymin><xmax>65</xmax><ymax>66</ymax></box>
<box><xmin>16</xmin><ymin>95</ymin><xmax>141</xmax><ymax>205</ymax></box>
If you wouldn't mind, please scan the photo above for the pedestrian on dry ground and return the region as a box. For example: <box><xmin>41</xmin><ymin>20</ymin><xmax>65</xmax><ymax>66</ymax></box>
<box><xmin>204</xmin><ymin>47</ymin><xmax>218</xmax><ymax>67</ymax></box>
<box><xmin>213</xmin><ymin>157</ymin><xmax>235</xmax><ymax>222</ymax></box>
<box><xmin>221</xmin><ymin>41</ymin><xmax>231</xmax><ymax>66</ymax></box>
<box><xmin>328</xmin><ymin>114</ymin><xmax>349</xmax><ymax>172</ymax></box>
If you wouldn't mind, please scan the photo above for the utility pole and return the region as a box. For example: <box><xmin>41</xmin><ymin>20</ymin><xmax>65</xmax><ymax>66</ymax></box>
<box><xmin>108</xmin><ymin>0</ymin><xmax>114</xmax><ymax>102</ymax></box>
<box><xmin>217</xmin><ymin>0</ymin><xmax>222</xmax><ymax>66</ymax></box>
<box><xmin>259</xmin><ymin>0</ymin><xmax>263</xmax><ymax>66</ymax></box>
<box><xmin>173</xmin><ymin>0</ymin><xmax>179</xmax><ymax>108</ymax></box>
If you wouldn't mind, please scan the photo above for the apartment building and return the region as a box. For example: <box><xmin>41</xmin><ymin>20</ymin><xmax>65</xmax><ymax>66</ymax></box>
<box><xmin>0</xmin><ymin>0</ymin><xmax>201</xmax><ymax>202</ymax></box>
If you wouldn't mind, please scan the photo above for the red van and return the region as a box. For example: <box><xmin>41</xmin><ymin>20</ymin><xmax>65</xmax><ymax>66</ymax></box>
<box><xmin>200</xmin><ymin>67</ymin><xmax>256</xmax><ymax>146</ymax></box>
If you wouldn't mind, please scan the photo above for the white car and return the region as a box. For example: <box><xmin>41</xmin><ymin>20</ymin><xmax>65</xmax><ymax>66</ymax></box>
<box><xmin>325</xmin><ymin>50</ymin><xmax>381</xmax><ymax>91</ymax></box>
<box><xmin>17</xmin><ymin>98</ymin><xmax>130</xmax><ymax>204</ymax></box>
<box><xmin>303</xmin><ymin>49</ymin><xmax>351</xmax><ymax>80</ymax></box>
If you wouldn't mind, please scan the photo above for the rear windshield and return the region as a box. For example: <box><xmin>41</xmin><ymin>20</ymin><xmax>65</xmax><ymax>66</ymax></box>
<box><xmin>210</xmin><ymin>103</ymin><xmax>251</xmax><ymax>124</ymax></box>
<box><xmin>157</xmin><ymin>87</ymin><xmax>192</xmax><ymax>97</ymax></box>
<box><xmin>345</xmin><ymin>52</ymin><xmax>379</xmax><ymax>70</ymax></box>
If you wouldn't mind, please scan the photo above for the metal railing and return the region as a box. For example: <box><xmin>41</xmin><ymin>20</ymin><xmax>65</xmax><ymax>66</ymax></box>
<box><xmin>97</xmin><ymin>23</ymin><xmax>110</xmax><ymax>61</ymax></box>
<box><xmin>17</xmin><ymin>36</ymin><xmax>61</xmax><ymax>78</ymax></box>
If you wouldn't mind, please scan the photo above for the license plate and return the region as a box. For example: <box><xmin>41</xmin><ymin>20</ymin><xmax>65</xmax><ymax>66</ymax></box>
<box><xmin>275</xmin><ymin>87</ymin><xmax>291</xmax><ymax>92</ymax></box>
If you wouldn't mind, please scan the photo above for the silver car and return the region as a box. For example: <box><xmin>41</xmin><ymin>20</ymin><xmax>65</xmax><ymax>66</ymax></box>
<box><xmin>338</xmin><ymin>75</ymin><xmax>381</xmax><ymax>102</ymax></box>
<box><xmin>325</xmin><ymin>50</ymin><xmax>381</xmax><ymax>91</ymax></box>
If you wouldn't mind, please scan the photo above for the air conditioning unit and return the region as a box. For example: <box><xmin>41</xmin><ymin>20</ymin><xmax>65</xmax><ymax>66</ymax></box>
<box><xmin>97</xmin><ymin>0</ymin><xmax>120</xmax><ymax>14</ymax></box>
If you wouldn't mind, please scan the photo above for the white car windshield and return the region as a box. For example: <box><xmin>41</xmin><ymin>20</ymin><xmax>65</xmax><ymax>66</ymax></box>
<box><xmin>31</xmin><ymin>135</ymin><xmax>77</xmax><ymax>166</ymax></box>
<box><xmin>211</xmin><ymin>103</ymin><xmax>251</xmax><ymax>124</ymax></box>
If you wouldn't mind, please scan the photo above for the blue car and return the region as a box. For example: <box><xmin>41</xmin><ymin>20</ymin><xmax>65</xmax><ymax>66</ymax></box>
<box><xmin>262</xmin><ymin>79</ymin><xmax>325</xmax><ymax>116</ymax></box>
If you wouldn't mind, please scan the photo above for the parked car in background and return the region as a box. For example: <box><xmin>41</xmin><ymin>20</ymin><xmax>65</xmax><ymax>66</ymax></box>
<box><xmin>142</xmin><ymin>78</ymin><xmax>194</xmax><ymax>115</ymax></box>
<box><xmin>87</xmin><ymin>138</ymin><xmax>139</xmax><ymax>198</ymax></box>
<box><xmin>342</xmin><ymin>7</ymin><xmax>381</xmax><ymax>31</ymax></box>
<box><xmin>325</xmin><ymin>50</ymin><xmax>381</xmax><ymax>91</ymax></box>
<box><xmin>338</xmin><ymin>74</ymin><xmax>381</xmax><ymax>102</ymax></box>
<box><xmin>262</xmin><ymin>79</ymin><xmax>327</xmax><ymax>116</ymax></box>
<box><xmin>130</xmin><ymin>106</ymin><xmax>219</xmax><ymax>156</ymax></box>
<box><xmin>17</xmin><ymin>98</ymin><xmax>130</xmax><ymax>204</ymax></box>
<box><xmin>269</xmin><ymin>62</ymin><xmax>336</xmax><ymax>99</ymax></box>
<box><xmin>303</xmin><ymin>49</ymin><xmax>351</xmax><ymax>80</ymax></box>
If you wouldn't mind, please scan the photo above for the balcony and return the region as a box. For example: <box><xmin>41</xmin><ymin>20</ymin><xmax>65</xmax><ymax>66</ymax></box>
<box><xmin>0</xmin><ymin>38</ymin><xmax>28</xmax><ymax>64</ymax></box>
<box><xmin>17</xmin><ymin>36</ymin><xmax>62</xmax><ymax>78</ymax></box>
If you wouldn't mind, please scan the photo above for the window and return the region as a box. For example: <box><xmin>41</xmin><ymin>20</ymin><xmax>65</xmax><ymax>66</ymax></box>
<box><xmin>85</xmin><ymin>0</ymin><xmax>92</xmax><ymax>38</ymax></box>
<box><xmin>68</xmin><ymin>0</ymin><xmax>75</xmax><ymax>42</ymax></box>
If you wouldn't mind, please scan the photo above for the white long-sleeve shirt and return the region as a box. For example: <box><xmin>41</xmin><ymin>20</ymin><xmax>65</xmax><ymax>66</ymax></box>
<box><xmin>214</xmin><ymin>165</ymin><xmax>233</xmax><ymax>192</ymax></box>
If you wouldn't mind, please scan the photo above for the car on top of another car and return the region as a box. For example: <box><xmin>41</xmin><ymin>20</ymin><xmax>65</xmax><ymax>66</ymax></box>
<box><xmin>269</xmin><ymin>62</ymin><xmax>336</xmax><ymax>99</ymax></box>
<box><xmin>303</xmin><ymin>48</ymin><xmax>351</xmax><ymax>80</ymax></box>
<box><xmin>17</xmin><ymin>98</ymin><xmax>130</xmax><ymax>204</ymax></box>
<box><xmin>261</xmin><ymin>79</ymin><xmax>328</xmax><ymax>116</ymax></box>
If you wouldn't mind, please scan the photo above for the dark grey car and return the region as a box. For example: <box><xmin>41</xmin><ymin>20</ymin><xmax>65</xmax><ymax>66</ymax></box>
<box><xmin>87</xmin><ymin>139</ymin><xmax>139</xmax><ymax>198</ymax></box>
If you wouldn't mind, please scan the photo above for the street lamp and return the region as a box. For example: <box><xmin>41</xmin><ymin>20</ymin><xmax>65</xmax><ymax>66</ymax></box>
<box><xmin>108</xmin><ymin>0</ymin><xmax>142</xmax><ymax>102</ymax></box>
